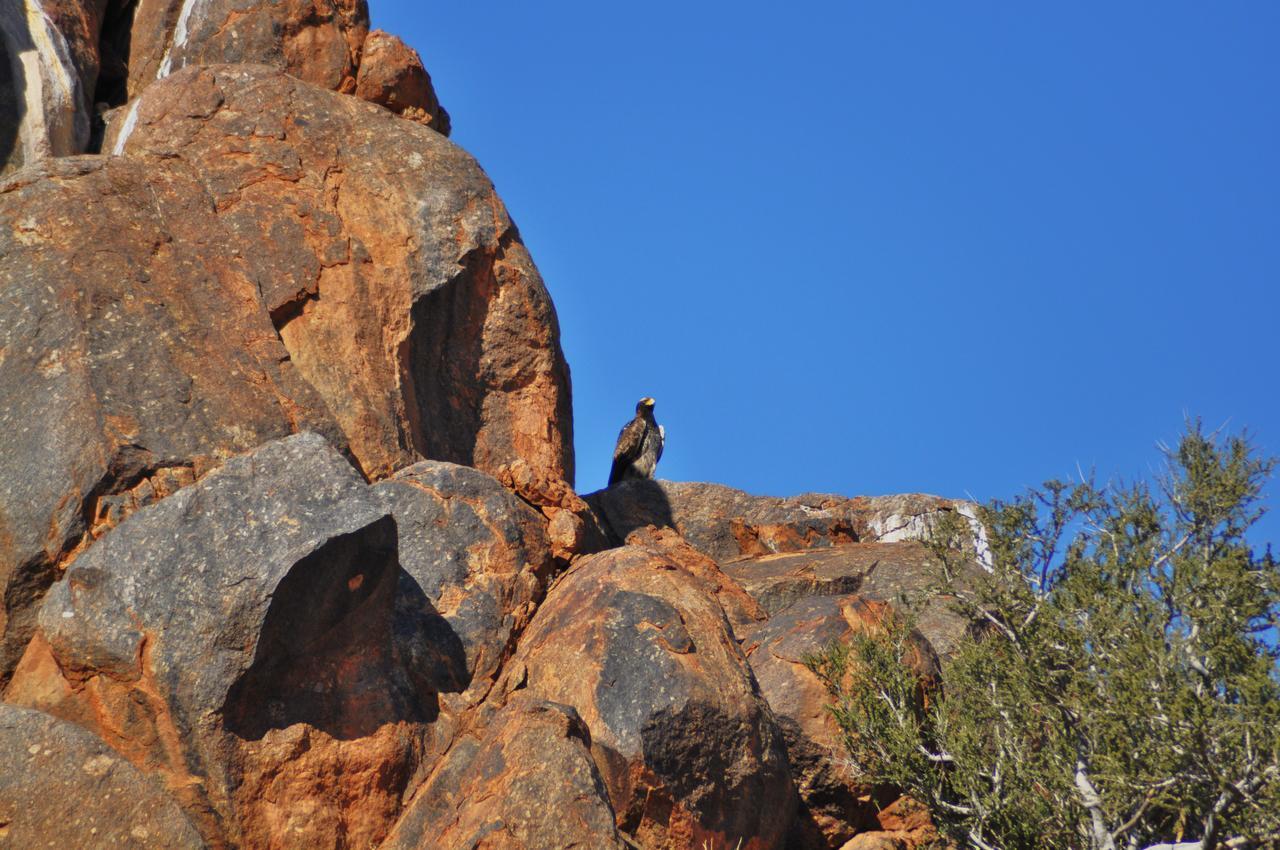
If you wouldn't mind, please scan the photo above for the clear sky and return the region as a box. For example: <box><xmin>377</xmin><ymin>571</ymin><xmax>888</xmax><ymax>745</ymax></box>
<box><xmin>373</xmin><ymin>3</ymin><xmax>1280</xmax><ymax>546</ymax></box>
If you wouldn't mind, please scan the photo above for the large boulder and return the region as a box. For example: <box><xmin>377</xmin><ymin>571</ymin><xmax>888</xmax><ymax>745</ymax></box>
<box><xmin>108</xmin><ymin>64</ymin><xmax>573</xmax><ymax>486</ymax></box>
<box><xmin>0</xmin><ymin>704</ymin><xmax>206</xmax><ymax>849</ymax></box>
<box><xmin>588</xmin><ymin>481</ymin><xmax>981</xmax><ymax>565</ymax></box>
<box><xmin>373</xmin><ymin>460</ymin><xmax>554</xmax><ymax>709</ymax></box>
<box><xmin>508</xmin><ymin>545</ymin><xmax>795</xmax><ymax>850</ymax></box>
<box><xmin>4</xmin><ymin>434</ymin><xmax>433</xmax><ymax>849</ymax></box>
<box><xmin>1</xmin><ymin>62</ymin><xmax>574</xmax><ymax>682</ymax></box>
<box><xmin>742</xmin><ymin>596</ymin><xmax>939</xmax><ymax>850</ymax></box>
<box><xmin>383</xmin><ymin>695</ymin><xmax>626</xmax><ymax>850</ymax></box>
<box><xmin>0</xmin><ymin>155</ymin><xmax>345</xmax><ymax>683</ymax></box>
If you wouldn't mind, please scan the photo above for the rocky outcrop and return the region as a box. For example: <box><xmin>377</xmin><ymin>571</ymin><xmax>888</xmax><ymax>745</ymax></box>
<box><xmin>3</xmin><ymin>0</ymin><xmax>444</xmax><ymax>174</ymax></box>
<box><xmin>4</xmin><ymin>434</ymin><xmax>432</xmax><ymax>848</ymax></box>
<box><xmin>722</xmin><ymin>542</ymin><xmax>975</xmax><ymax>657</ymax></box>
<box><xmin>0</xmin><ymin>2</ymin><xmax>995</xmax><ymax>845</ymax></box>
<box><xmin>0</xmin><ymin>155</ymin><xmax>346</xmax><ymax>683</ymax></box>
<box><xmin>588</xmin><ymin>480</ymin><xmax>980</xmax><ymax>564</ymax></box>
<box><xmin>355</xmin><ymin>29</ymin><xmax>450</xmax><ymax>133</ymax></box>
<box><xmin>107</xmin><ymin>64</ymin><xmax>572</xmax><ymax>484</ymax></box>
<box><xmin>742</xmin><ymin>596</ymin><xmax>939</xmax><ymax>849</ymax></box>
<box><xmin>125</xmin><ymin>0</ymin><xmax>368</xmax><ymax>98</ymax></box>
<box><xmin>1</xmin><ymin>62</ymin><xmax>573</xmax><ymax>683</ymax></box>
<box><xmin>383</xmin><ymin>695</ymin><xmax>626</xmax><ymax>850</ymax></box>
<box><xmin>508</xmin><ymin>545</ymin><xmax>795</xmax><ymax>850</ymax></box>
<box><xmin>0</xmin><ymin>704</ymin><xmax>206</xmax><ymax>849</ymax></box>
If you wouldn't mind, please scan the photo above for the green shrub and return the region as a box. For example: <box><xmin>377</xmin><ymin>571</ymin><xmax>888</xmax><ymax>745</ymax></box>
<box><xmin>808</xmin><ymin>424</ymin><xmax>1280</xmax><ymax>850</ymax></box>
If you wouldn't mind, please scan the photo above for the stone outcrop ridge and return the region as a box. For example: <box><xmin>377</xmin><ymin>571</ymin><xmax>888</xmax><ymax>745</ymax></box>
<box><xmin>1</xmin><ymin>4</ymin><xmax>984</xmax><ymax>849</ymax></box>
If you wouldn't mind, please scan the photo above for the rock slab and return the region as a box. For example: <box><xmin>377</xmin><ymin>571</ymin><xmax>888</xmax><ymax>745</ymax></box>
<box><xmin>509</xmin><ymin>545</ymin><xmax>795</xmax><ymax>850</ymax></box>
<box><xmin>4</xmin><ymin>434</ymin><xmax>431</xmax><ymax>849</ymax></box>
<box><xmin>0</xmin><ymin>704</ymin><xmax>205</xmax><ymax>849</ymax></box>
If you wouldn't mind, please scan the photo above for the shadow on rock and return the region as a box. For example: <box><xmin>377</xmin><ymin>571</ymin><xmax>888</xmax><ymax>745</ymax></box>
<box><xmin>392</xmin><ymin>567</ymin><xmax>471</xmax><ymax>697</ymax></box>
<box><xmin>586</xmin><ymin>478</ymin><xmax>676</xmax><ymax>543</ymax></box>
<box><xmin>0</xmin><ymin>4</ymin><xmax>32</xmax><ymax>171</ymax></box>
<box><xmin>223</xmin><ymin>518</ymin><xmax>458</xmax><ymax>741</ymax></box>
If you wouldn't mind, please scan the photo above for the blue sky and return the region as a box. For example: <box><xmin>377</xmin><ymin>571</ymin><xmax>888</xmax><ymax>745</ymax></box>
<box><xmin>374</xmin><ymin>3</ymin><xmax>1280</xmax><ymax>546</ymax></box>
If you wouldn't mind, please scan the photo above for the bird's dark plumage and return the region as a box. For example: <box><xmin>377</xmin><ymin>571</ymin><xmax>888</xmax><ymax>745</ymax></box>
<box><xmin>608</xmin><ymin>397</ymin><xmax>664</xmax><ymax>486</ymax></box>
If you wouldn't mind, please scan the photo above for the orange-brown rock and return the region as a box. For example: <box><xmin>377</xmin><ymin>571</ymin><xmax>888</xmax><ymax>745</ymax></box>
<box><xmin>839</xmin><ymin>834</ymin><xmax>908</xmax><ymax>850</ymax></box>
<box><xmin>508</xmin><ymin>545</ymin><xmax>795</xmax><ymax>850</ymax></box>
<box><xmin>383</xmin><ymin>695</ymin><xmax>626</xmax><ymax>850</ymax></box>
<box><xmin>0</xmin><ymin>156</ymin><xmax>346</xmax><ymax>683</ymax></box>
<box><xmin>624</xmin><ymin>525</ymin><xmax>767</xmax><ymax>630</ymax></box>
<box><xmin>588</xmin><ymin>481</ymin><xmax>983</xmax><ymax>565</ymax></box>
<box><xmin>355</xmin><ymin>29</ymin><xmax>450</xmax><ymax>134</ymax></box>
<box><xmin>124</xmin><ymin>0</ymin><xmax>368</xmax><ymax>98</ymax></box>
<box><xmin>495</xmin><ymin>458</ymin><xmax>610</xmax><ymax>563</ymax></box>
<box><xmin>723</xmin><ymin>542</ymin><xmax>977</xmax><ymax>657</ymax></box>
<box><xmin>0</xmin><ymin>704</ymin><xmax>206</xmax><ymax>848</ymax></box>
<box><xmin>4</xmin><ymin>435</ymin><xmax>435</xmax><ymax>849</ymax></box>
<box><xmin>588</xmin><ymin>480</ymin><xmax>857</xmax><ymax>563</ymax></box>
<box><xmin>109</xmin><ymin>64</ymin><xmax>573</xmax><ymax>485</ymax></box>
<box><xmin>741</xmin><ymin>595</ymin><xmax>939</xmax><ymax>850</ymax></box>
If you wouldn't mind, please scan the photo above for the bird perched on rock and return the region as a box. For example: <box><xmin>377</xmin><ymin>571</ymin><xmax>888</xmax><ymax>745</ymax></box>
<box><xmin>608</xmin><ymin>397</ymin><xmax>664</xmax><ymax>486</ymax></box>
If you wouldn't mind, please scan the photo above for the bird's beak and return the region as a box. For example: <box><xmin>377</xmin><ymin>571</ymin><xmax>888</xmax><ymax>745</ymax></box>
<box><xmin>643</xmin><ymin>397</ymin><xmax>655</xmax><ymax>407</ymax></box>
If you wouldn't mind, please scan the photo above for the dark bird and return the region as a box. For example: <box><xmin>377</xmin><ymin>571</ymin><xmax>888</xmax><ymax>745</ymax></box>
<box><xmin>608</xmin><ymin>397</ymin><xmax>664</xmax><ymax>486</ymax></box>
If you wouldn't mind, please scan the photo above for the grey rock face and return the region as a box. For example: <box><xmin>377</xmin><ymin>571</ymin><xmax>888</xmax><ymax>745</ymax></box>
<box><xmin>374</xmin><ymin>460</ymin><xmax>553</xmax><ymax>703</ymax></box>
<box><xmin>0</xmin><ymin>0</ymin><xmax>90</xmax><ymax>174</ymax></box>
<box><xmin>4</xmin><ymin>433</ymin><xmax>432</xmax><ymax>848</ymax></box>
<box><xmin>0</xmin><ymin>704</ymin><xmax>205</xmax><ymax>848</ymax></box>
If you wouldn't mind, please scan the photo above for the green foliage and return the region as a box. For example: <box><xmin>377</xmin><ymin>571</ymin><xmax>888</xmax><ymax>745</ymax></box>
<box><xmin>808</xmin><ymin>423</ymin><xmax>1280</xmax><ymax>850</ymax></box>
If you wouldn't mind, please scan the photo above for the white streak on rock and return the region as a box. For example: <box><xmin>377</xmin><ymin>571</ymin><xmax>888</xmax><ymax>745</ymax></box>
<box><xmin>111</xmin><ymin>98</ymin><xmax>142</xmax><ymax>155</ymax></box>
<box><xmin>2</xmin><ymin>0</ymin><xmax>85</xmax><ymax>163</ymax></box>
<box><xmin>156</xmin><ymin>0</ymin><xmax>202</xmax><ymax>79</ymax></box>
<box><xmin>956</xmin><ymin>502</ymin><xmax>994</xmax><ymax>572</ymax></box>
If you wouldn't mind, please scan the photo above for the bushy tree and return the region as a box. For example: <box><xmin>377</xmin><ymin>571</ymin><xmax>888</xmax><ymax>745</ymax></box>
<box><xmin>809</xmin><ymin>424</ymin><xmax>1280</xmax><ymax>850</ymax></box>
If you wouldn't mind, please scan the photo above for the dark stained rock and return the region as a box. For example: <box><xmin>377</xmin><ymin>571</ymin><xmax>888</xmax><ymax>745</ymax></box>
<box><xmin>0</xmin><ymin>155</ymin><xmax>345</xmax><ymax>684</ymax></box>
<box><xmin>723</xmin><ymin>542</ymin><xmax>975</xmax><ymax>657</ymax></box>
<box><xmin>125</xmin><ymin>0</ymin><xmax>368</xmax><ymax>98</ymax></box>
<box><xmin>508</xmin><ymin>545</ymin><xmax>795</xmax><ymax>850</ymax></box>
<box><xmin>373</xmin><ymin>460</ymin><xmax>553</xmax><ymax>708</ymax></box>
<box><xmin>108</xmin><ymin>64</ymin><xmax>574</xmax><ymax>486</ymax></box>
<box><xmin>382</xmin><ymin>695</ymin><xmax>626</xmax><ymax>850</ymax></box>
<box><xmin>741</xmin><ymin>596</ymin><xmax>940</xmax><ymax>850</ymax></box>
<box><xmin>355</xmin><ymin>29</ymin><xmax>449</xmax><ymax>134</ymax></box>
<box><xmin>0</xmin><ymin>704</ymin><xmax>206</xmax><ymax>849</ymax></box>
<box><xmin>4</xmin><ymin>434</ymin><xmax>433</xmax><ymax>849</ymax></box>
